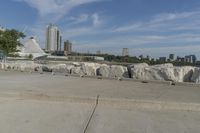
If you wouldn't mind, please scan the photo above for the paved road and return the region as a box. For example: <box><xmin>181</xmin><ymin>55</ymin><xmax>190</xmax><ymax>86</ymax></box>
<box><xmin>0</xmin><ymin>70</ymin><xmax>200</xmax><ymax>133</ymax></box>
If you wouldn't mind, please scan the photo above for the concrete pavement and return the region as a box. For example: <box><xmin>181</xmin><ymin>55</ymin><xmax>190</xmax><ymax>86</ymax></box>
<box><xmin>0</xmin><ymin>70</ymin><xmax>200</xmax><ymax>133</ymax></box>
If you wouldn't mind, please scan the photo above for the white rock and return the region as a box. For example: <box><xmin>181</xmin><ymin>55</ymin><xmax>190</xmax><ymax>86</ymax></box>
<box><xmin>191</xmin><ymin>68</ymin><xmax>200</xmax><ymax>83</ymax></box>
<box><xmin>81</xmin><ymin>63</ymin><xmax>101</xmax><ymax>76</ymax></box>
<box><xmin>50</xmin><ymin>64</ymin><xmax>67</xmax><ymax>73</ymax></box>
<box><xmin>96</xmin><ymin>65</ymin><xmax>110</xmax><ymax>77</ymax></box>
<box><xmin>71</xmin><ymin>66</ymin><xmax>85</xmax><ymax>75</ymax></box>
<box><xmin>131</xmin><ymin>63</ymin><xmax>194</xmax><ymax>82</ymax></box>
<box><xmin>97</xmin><ymin>65</ymin><xmax>128</xmax><ymax>78</ymax></box>
<box><xmin>65</xmin><ymin>65</ymin><xmax>76</xmax><ymax>74</ymax></box>
<box><xmin>173</xmin><ymin>66</ymin><xmax>194</xmax><ymax>82</ymax></box>
<box><xmin>131</xmin><ymin>63</ymin><xmax>149</xmax><ymax>68</ymax></box>
<box><xmin>72</xmin><ymin>62</ymin><xmax>82</xmax><ymax>66</ymax></box>
<box><xmin>154</xmin><ymin>63</ymin><xmax>174</xmax><ymax>68</ymax></box>
<box><xmin>110</xmin><ymin>65</ymin><xmax>128</xmax><ymax>78</ymax></box>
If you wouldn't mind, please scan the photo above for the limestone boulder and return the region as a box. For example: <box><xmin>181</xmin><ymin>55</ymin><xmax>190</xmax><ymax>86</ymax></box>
<box><xmin>132</xmin><ymin>63</ymin><xmax>149</xmax><ymax>68</ymax></box>
<box><xmin>65</xmin><ymin>65</ymin><xmax>76</xmax><ymax>74</ymax></box>
<box><xmin>96</xmin><ymin>64</ymin><xmax>110</xmax><ymax>77</ymax></box>
<box><xmin>35</xmin><ymin>65</ymin><xmax>52</xmax><ymax>72</ymax></box>
<box><xmin>191</xmin><ymin>68</ymin><xmax>200</xmax><ymax>83</ymax></box>
<box><xmin>70</xmin><ymin>66</ymin><xmax>85</xmax><ymax>75</ymax></box>
<box><xmin>97</xmin><ymin>65</ymin><xmax>128</xmax><ymax>78</ymax></box>
<box><xmin>81</xmin><ymin>63</ymin><xmax>101</xmax><ymax>76</ymax></box>
<box><xmin>50</xmin><ymin>64</ymin><xmax>67</xmax><ymax>73</ymax></box>
<box><xmin>173</xmin><ymin>66</ymin><xmax>194</xmax><ymax>82</ymax></box>
<box><xmin>131</xmin><ymin>66</ymin><xmax>167</xmax><ymax>81</ymax></box>
<box><xmin>110</xmin><ymin>65</ymin><xmax>128</xmax><ymax>78</ymax></box>
<box><xmin>154</xmin><ymin>63</ymin><xmax>174</xmax><ymax>68</ymax></box>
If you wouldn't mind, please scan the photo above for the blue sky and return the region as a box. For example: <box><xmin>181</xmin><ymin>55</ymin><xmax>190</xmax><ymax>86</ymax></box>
<box><xmin>1</xmin><ymin>0</ymin><xmax>200</xmax><ymax>58</ymax></box>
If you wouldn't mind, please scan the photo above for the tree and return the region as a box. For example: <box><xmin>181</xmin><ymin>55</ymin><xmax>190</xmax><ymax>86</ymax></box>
<box><xmin>28</xmin><ymin>54</ymin><xmax>33</xmax><ymax>59</ymax></box>
<box><xmin>0</xmin><ymin>29</ymin><xmax>25</xmax><ymax>55</ymax></box>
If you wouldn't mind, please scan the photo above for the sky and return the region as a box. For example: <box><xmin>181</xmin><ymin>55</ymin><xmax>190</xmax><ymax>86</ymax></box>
<box><xmin>1</xmin><ymin>0</ymin><xmax>200</xmax><ymax>59</ymax></box>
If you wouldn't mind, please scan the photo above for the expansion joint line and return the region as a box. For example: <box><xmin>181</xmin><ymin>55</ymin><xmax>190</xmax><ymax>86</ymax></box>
<box><xmin>83</xmin><ymin>95</ymin><xmax>100</xmax><ymax>133</ymax></box>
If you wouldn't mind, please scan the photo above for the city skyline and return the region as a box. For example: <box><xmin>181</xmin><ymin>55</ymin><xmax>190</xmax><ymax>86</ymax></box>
<box><xmin>1</xmin><ymin>0</ymin><xmax>200</xmax><ymax>58</ymax></box>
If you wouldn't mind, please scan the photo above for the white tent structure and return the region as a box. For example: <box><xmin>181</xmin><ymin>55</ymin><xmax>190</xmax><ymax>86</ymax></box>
<box><xmin>18</xmin><ymin>37</ymin><xmax>47</xmax><ymax>59</ymax></box>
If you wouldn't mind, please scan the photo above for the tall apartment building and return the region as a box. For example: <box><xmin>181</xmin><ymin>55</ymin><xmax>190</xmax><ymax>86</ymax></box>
<box><xmin>159</xmin><ymin>57</ymin><xmax>167</xmax><ymax>62</ymax></box>
<box><xmin>185</xmin><ymin>55</ymin><xmax>196</xmax><ymax>64</ymax></box>
<box><xmin>45</xmin><ymin>24</ymin><xmax>62</xmax><ymax>52</ymax></box>
<box><xmin>64</xmin><ymin>40</ymin><xmax>72</xmax><ymax>55</ymax></box>
<box><xmin>169</xmin><ymin>54</ymin><xmax>175</xmax><ymax>61</ymax></box>
<box><xmin>122</xmin><ymin>48</ymin><xmax>129</xmax><ymax>56</ymax></box>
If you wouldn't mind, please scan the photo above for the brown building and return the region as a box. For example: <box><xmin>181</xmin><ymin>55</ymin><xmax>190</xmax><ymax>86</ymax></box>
<box><xmin>122</xmin><ymin>48</ymin><xmax>129</xmax><ymax>56</ymax></box>
<box><xmin>64</xmin><ymin>40</ymin><xmax>72</xmax><ymax>55</ymax></box>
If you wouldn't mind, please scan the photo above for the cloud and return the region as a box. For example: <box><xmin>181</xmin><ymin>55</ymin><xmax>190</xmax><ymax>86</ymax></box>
<box><xmin>62</xmin><ymin>27</ymin><xmax>94</xmax><ymax>38</ymax></box>
<box><xmin>98</xmin><ymin>33</ymin><xmax>200</xmax><ymax>48</ymax></box>
<box><xmin>113</xmin><ymin>11</ymin><xmax>200</xmax><ymax>32</ymax></box>
<box><xmin>95</xmin><ymin>35</ymin><xmax>167</xmax><ymax>47</ymax></box>
<box><xmin>151</xmin><ymin>11</ymin><xmax>198</xmax><ymax>23</ymax></box>
<box><xmin>69</xmin><ymin>14</ymin><xmax>89</xmax><ymax>25</ymax></box>
<box><xmin>112</xmin><ymin>23</ymin><xmax>142</xmax><ymax>32</ymax></box>
<box><xmin>91</xmin><ymin>13</ymin><xmax>101</xmax><ymax>27</ymax></box>
<box><xmin>14</xmin><ymin>0</ymin><xmax>102</xmax><ymax>22</ymax></box>
<box><xmin>68</xmin><ymin>13</ymin><xmax>102</xmax><ymax>26</ymax></box>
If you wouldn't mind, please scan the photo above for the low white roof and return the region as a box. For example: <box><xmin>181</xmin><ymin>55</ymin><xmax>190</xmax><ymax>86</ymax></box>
<box><xmin>17</xmin><ymin>38</ymin><xmax>47</xmax><ymax>59</ymax></box>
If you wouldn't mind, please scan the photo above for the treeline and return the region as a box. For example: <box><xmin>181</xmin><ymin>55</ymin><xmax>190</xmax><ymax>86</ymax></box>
<box><xmin>75</xmin><ymin>53</ymin><xmax>195</xmax><ymax>66</ymax></box>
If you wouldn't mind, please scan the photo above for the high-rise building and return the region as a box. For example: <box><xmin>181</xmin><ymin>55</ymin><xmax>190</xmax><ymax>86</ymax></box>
<box><xmin>64</xmin><ymin>40</ymin><xmax>72</xmax><ymax>55</ymax></box>
<box><xmin>185</xmin><ymin>55</ymin><xmax>196</xmax><ymax>64</ymax></box>
<box><xmin>122</xmin><ymin>48</ymin><xmax>129</xmax><ymax>56</ymax></box>
<box><xmin>45</xmin><ymin>24</ymin><xmax>62</xmax><ymax>52</ymax></box>
<box><xmin>169</xmin><ymin>54</ymin><xmax>175</xmax><ymax>61</ymax></box>
<box><xmin>177</xmin><ymin>56</ymin><xmax>185</xmax><ymax>62</ymax></box>
<box><xmin>159</xmin><ymin>57</ymin><xmax>167</xmax><ymax>62</ymax></box>
<box><xmin>59</xmin><ymin>36</ymin><xmax>62</xmax><ymax>51</ymax></box>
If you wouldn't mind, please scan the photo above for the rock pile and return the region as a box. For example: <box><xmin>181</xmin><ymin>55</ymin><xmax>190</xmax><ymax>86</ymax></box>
<box><xmin>129</xmin><ymin>63</ymin><xmax>196</xmax><ymax>82</ymax></box>
<box><xmin>0</xmin><ymin>61</ymin><xmax>128</xmax><ymax>78</ymax></box>
<box><xmin>1</xmin><ymin>61</ymin><xmax>200</xmax><ymax>83</ymax></box>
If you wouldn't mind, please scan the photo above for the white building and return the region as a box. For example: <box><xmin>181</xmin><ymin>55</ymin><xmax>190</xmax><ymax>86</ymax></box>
<box><xmin>17</xmin><ymin>37</ymin><xmax>47</xmax><ymax>59</ymax></box>
<box><xmin>45</xmin><ymin>24</ymin><xmax>62</xmax><ymax>52</ymax></box>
